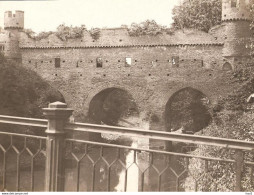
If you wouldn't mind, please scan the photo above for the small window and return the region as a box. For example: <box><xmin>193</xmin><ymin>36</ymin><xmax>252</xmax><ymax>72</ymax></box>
<box><xmin>125</xmin><ymin>57</ymin><xmax>132</xmax><ymax>66</ymax></box>
<box><xmin>222</xmin><ymin>62</ymin><xmax>233</xmax><ymax>71</ymax></box>
<box><xmin>96</xmin><ymin>57</ymin><xmax>103</xmax><ymax>68</ymax></box>
<box><xmin>55</xmin><ymin>58</ymin><xmax>60</xmax><ymax>68</ymax></box>
<box><xmin>172</xmin><ymin>56</ymin><xmax>179</xmax><ymax>67</ymax></box>
<box><xmin>231</xmin><ymin>0</ymin><xmax>237</xmax><ymax>7</ymax></box>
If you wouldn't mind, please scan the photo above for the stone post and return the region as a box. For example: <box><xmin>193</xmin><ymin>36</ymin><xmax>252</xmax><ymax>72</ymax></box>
<box><xmin>43</xmin><ymin>101</ymin><xmax>73</xmax><ymax>191</ymax></box>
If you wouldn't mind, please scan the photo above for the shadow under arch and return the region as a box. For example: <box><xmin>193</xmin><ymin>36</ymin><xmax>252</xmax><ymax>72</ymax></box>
<box><xmin>88</xmin><ymin>87</ymin><xmax>139</xmax><ymax>127</ymax></box>
<box><xmin>165</xmin><ymin>87</ymin><xmax>212</xmax><ymax>134</ymax></box>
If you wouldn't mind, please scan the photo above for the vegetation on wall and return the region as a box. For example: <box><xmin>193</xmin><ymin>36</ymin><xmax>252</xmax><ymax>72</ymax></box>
<box><xmin>127</xmin><ymin>20</ymin><xmax>173</xmax><ymax>36</ymax></box>
<box><xmin>89</xmin><ymin>28</ymin><xmax>101</xmax><ymax>41</ymax></box>
<box><xmin>172</xmin><ymin>0</ymin><xmax>222</xmax><ymax>32</ymax></box>
<box><xmin>55</xmin><ymin>24</ymin><xmax>86</xmax><ymax>41</ymax></box>
<box><xmin>23</xmin><ymin>24</ymin><xmax>86</xmax><ymax>41</ymax></box>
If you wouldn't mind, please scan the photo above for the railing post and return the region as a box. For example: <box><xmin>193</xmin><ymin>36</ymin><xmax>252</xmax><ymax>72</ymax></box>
<box><xmin>43</xmin><ymin>101</ymin><xmax>73</xmax><ymax>192</ymax></box>
<box><xmin>234</xmin><ymin>150</ymin><xmax>244</xmax><ymax>192</ymax></box>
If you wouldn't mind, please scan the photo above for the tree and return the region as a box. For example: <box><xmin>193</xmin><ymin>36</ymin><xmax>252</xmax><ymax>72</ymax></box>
<box><xmin>128</xmin><ymin>20</ymin><xmax>167</xmax><ymax>36</ymax></box>
<box><xmin>0</xmin><ymin>55</ymin><xmax>64</xmax><ymax>119</ymax></box>
<box><xmin>183</xmin><ymin>69</ymin><xmax>254</xmax><ymax>191</ymax></box>
<box><xmin>172</xmin><ymin>0</ymin><xmax>222</xmax><ymax>32</ymax></box>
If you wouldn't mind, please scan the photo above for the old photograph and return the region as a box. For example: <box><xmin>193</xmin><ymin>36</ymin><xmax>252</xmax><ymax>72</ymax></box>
<box><xmin>0</xmin><ymin>0</ymin><xmax>254</xmax><ymax>192</ymax></box>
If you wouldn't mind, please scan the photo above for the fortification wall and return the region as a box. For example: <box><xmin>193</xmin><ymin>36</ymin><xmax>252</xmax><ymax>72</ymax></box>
<box><xmin>20</xmin><ymin>45</ymin><xmax>234</xmax><ymax>131</ymax></box>
<box><xmin>19</xmin><ymin>28</ymin><xmax>221</xmax><ymax>48</ymax></box>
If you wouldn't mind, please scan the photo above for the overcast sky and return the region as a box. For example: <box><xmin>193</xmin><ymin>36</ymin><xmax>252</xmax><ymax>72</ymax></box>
<box><xmin>0</xmin><ymin>0</ymin><xmax>181</xmax><ymax>33</ymax></box>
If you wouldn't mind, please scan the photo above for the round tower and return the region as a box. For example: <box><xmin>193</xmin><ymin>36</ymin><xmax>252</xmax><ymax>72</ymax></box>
<box><xmin>222</xmin><ymin>0</ymin><xmax>253</xmax><ymax>69</ymax></box>
<box><xmin>3</xmin><ymin>10</ymin><xmax>24</xmax><ymax>62</ymax></box>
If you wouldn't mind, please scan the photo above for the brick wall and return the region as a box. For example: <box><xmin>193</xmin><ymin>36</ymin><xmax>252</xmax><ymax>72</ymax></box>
<box><xmin>20</xmin><ymin>44</ymin><xmax>236</xmax><ymax>132</ymax></box>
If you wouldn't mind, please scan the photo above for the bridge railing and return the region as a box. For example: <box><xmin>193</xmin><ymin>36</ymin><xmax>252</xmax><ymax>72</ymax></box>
<box><xmin>0</xmin><ymin>101</ymin><xmax>254</xmax><ymax>191</ymax></box>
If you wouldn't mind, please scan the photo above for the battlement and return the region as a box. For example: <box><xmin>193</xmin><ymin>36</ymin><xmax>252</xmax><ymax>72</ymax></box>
<box><xmin>4</xmin><ymin>10</ymin><xmax>24</xmax><ymax>29</ymax></box>
<box><xmin>222</xmin><ymin>0</ymin><xmax>252</xmax><ymax>21</ymax></box>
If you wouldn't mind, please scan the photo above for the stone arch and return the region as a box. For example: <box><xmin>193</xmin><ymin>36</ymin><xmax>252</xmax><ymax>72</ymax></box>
<box><xmin>222</xmin><ymin>62</ymin><xmax>233</xmax><ymax>71</ymax></box>
<box><xmin>88</xmin><ymin>87</ymin><xmax>139</xmax><ymax>127</ymax></box>
<box><xmin>165</xmin><ymin>87</ymin><xmax>211</xmax><ymax>134</ymax></box>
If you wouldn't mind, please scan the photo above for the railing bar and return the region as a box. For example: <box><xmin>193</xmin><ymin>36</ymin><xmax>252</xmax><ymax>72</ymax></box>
<box><xmin>64</xmin><ymin>122</ymin><xmax>254</xmax><ymax>150</ymax></box>
<box><xmin>3</xmin><ymin>152</ymin><xmax>6</xmax><ymax>190</ymax></box>
<box><xmin>107</xmin><ymin>167</ymin><xmax>111</xmax><ymax>192</ymax></box>
<box><xmin>140</xmin><ymin>172</ymin><xmax>145</xmax><ymax>192</ymax></box>
<box><xmin>205</xmin><ymin>160</ymin><xmax>208</xmax><ymax>173</ymax></box>
<box><xmin>244</xmin><ymin>161</ymin><xmax>254</xmax><ymax>166</ymax></box>
<box><xmin>76</xmin><ymin>161</ymin><xmax>80</xmax><ymax>192</ymax></box>
<box><xmin>0</xmin><ymin>132</ymin><xmax>46</xmax><ymax>139</ymax></box>
<box><xmin>158</xmin><ymin>175</ymin><xmax>161</xmax><ymax>192</ymax></box>
<box><xmin>124</xmin><ymin>170</ymin><xmax>128</xmax><ymax>192</ymax></box>
<box><xmin>195</xmin><ymin>181</ymin><xmax>197</xmax><ymax>192</ymax></box>
<box><xmin>176</xmin><ymin>177</ymin><xmax>179</xmax><ymax>191</ymax></box>
<box><xmin>92</xmin><ymin>165</ymin><xmax>95</xmax><ymax>191</ymax></box>
<box><xmin>250</xmin><ymin>166</ymin><xmax>254</xmax><ymax>184</ymax></box>
<box><xmin>31</xmin><ymin>158</ymin><xmax>34</xmax><ymax>191</ymax></box>
<box><xmin>0</xmin><ymin>115</ymin><xmax>47</xmax><ymax>128</ymax></box>
<box><xmin>65</xmin><ymin>139</ymin><xmax>235</xmax><ymax>163</ymax></box>
<box><xmin>16</xmin><ymin>154</ymin><xmax>20</xmax><ymax>191</ymax></box>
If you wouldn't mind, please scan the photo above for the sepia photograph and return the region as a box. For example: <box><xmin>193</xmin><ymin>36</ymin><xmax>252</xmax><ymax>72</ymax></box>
<box><xmin>0</xmin><ymin>0</ymin><xmax>254</xmax><ymax>192</ymax></box>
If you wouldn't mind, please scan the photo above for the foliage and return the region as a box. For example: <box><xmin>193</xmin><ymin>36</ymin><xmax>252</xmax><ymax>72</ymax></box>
<box><xmin>183</xmin><ymin>67</ymin><xmax>254</xmax><ymax>191</ymax></box>
<box><xmin>24</xmin><ymin>24</ymin><xmax>86</xmax><ymax>41</ymax></box>
<box><xmin>172</xmin><ymin>0</ymin><xmax>222</xmax><ymax>32</ymax></box>
<box><xmin>127</xmin><ymin>20</ymin><xmax>168</xmax><ymax>36</ymax></box>
<box><xmin>23</xmin><ymin>29</ymin><xmax>36</xmax><ymax>39</ymax></box>
<box><xmin>0</xmin><ymin>55</ymin><xmax>64</xmax><ymax>118</ymax></box>
<box><xmin>55</xmin><ymin>24</ymin><xmax>86</xmax><ymax>41</ymax></box>
<box><xmin>89</xmin><ymin>28</ymin><xmax>101</xmax><ymax>41</ymax></box>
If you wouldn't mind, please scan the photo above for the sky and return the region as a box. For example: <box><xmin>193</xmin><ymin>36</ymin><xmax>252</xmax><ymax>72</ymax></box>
<box><xmin>0</xmin><ymin>0</ymin><xmax>181</xmax><ymax>33</ymax></box>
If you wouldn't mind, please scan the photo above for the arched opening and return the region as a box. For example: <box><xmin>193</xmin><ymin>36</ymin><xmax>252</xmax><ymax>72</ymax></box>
<box><xmin>165</xmin><ymin>87</ymin><xmax>211</xmax><ymax>134</ymax></box>
<box><xmin>222</xmin><ymin>62</ymin><xmax>233</xmax><ymax>71</ymax></box>
<box><xmin>88</xmin><ymin>88</ymin><xmax>139</xmax><ymax>127</ymax></box>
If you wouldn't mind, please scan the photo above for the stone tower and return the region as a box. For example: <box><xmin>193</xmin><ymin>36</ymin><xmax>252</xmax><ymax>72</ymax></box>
<box><xmin>3</xmin><ymin>10</ymin><xmax>24</xmax><ymax>62</ymax></box>
<box><xmin>222</xmin><ymin>0</ymin><xmax>253</xmax><ymax>69</ymax></box>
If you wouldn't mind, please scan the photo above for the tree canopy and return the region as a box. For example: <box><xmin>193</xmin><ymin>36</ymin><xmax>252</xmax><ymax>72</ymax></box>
<box><xmin>172</xmin><ymin>0</ymin><xmax>222</xmax><ymax>32</ymax></box>
<box><xmin>0</xmin><ymin>55</ymin><xmax>64</xmax><ymax>118</ymax></box>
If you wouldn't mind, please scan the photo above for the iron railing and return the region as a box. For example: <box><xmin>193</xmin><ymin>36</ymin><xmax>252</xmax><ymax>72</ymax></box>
<box><xmin>0</xmin><ymin>101</ymin><xmax>253</xmax><ymax>192</ymax></box>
